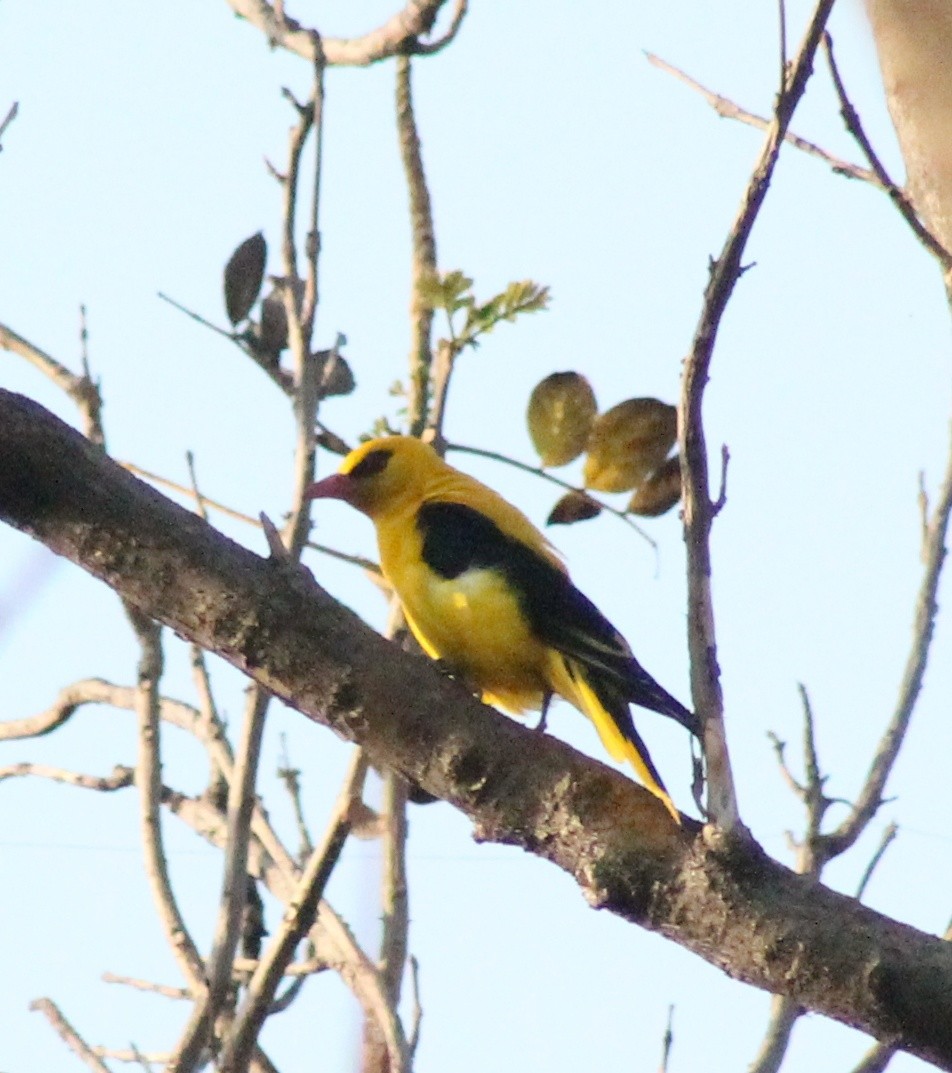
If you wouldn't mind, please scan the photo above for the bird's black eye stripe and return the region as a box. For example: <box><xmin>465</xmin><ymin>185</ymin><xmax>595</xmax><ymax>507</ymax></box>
<box><xmin>349</xmin><ymin>449</ymin><xmax>392</xmax><ymax>480</ymax></box>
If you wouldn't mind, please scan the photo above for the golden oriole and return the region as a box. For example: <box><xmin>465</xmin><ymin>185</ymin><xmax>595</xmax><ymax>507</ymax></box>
<box><xmin>306</xmin><ymin>436</ymin><xmax>698</xmax><ymax>820</ymax></box>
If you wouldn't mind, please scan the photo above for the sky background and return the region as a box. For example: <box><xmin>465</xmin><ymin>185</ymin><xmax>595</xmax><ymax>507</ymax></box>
<box><xmin>2</xmin><ymin>1</ymin><xmax>951</xmax><ymax>1071</ymax></box>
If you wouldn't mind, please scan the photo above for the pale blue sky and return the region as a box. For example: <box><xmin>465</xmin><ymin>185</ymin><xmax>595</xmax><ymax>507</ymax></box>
<box><xmin>2</xmin><ymin>2</ymin><xmax>950</xmax><ymax>1071</ymax></box>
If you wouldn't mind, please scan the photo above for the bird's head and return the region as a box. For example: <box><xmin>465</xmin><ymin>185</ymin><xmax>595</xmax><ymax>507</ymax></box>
<box><xmin>305</xmin><ymin>436</ymin><xmax>442</xmax><ymax>520</ymax></box>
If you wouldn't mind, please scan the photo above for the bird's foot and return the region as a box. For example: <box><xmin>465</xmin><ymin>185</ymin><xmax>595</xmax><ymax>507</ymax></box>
<box><xmin>533</xmin><ymin>692</ymin><xmax>553</xmax><ymax>734</ymax></box>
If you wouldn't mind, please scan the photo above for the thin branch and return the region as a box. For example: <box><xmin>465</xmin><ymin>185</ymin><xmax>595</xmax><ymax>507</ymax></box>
<box><xmin>855</xmin><ymin>822</ymin><xmax>899</xmax><ymax>902</ymax></box>
<box><xmin>224</xmin><ymin>0</ymin><xmax>452</xmax><ymax>67</ymax></box>
<box><xmin>407</xmin><ymin>955</ymin><xmax>423</xmax><ymax>1060</ymax></box>
<box><xmin>712</xmin><ymin>444</ymin><xmax>730</xmax><ymax>514</ymax></box>
<box><xmin>231</xmin><ymin>956</ymin><xmax>327</xmax><ymax>978</ymax></box>
<box><xmin>30</xmin><ymin>999</ymin><xmax>111</xmax><ymax>1073</ymax></box>
<box><xmin>0</xmin><ymin>321</ymin><xmax>78</xmax><ymax>394</ymax></box>
<box><xmin>302</xmin><ymin>44</ymin><xmax>326</xmax><ymax>342</ymax></box>
<box><xmin>157</xmin><ymin>291</ymin><xmax>295</xmax><ymax>394</ymax></box>
<box><xmin>78</xmin><ymin>304</ymin><xmax>91</xmax><ymax>380</ymax></box>
<box><xmin>218</xmin><ymin>750</ymin><xmax>369</xmax><ymax>1072</ymax></box>
<box><xmin>767</xmin><ymin>732</ymin><xmax>805</xmax><ymax>799</ymax></box>
<box><xmin>645</xmin><ymin>52</ymin><xmax>879</xmax><ymax>186</ymax></box>
<box><xmin>162</xmin><ymin>774</ymin><xmax>394</xmax><ymax>1050</ymax></box>
<box><xmin>185</xmin><ymin>451</ymin><xmax>231</xmax><ymax>797</ymax></box>
<box><xmin>411</xmin><ymin>0</ymin><xmax>468</xmax><ymax>56</ymax></box>
<box><xmin>0</xmin><ymin>100</ymin><xmax>19</xmax><ymax>149</ymax></box>
<box><xmin>168</xmin><ymin>688</ymin><xmax>271</xmax><ymax>1073</ymax></box>
<box><xmin>379</xmin><ymin>771</ymin><xmax>410</xmax><ymax>1004</ymax></box>
<box><xmin>747</xmin><ymin>996</ymin><xmax>801</xmax><ymax>1073</ymax></box>
<box><xmin>0</xmin><ymin>762</ymin><xmax>133</xmax><ymax>790</ymax></box>
<box><xmin>777</xmin><ymin>0</ymin><xmax>788</xmax><ymax>86</ymax></box>
<box><xmin>156</xmin><ymin>291</ymin><xmax>236</xmax><ymax>343</ymax></box>
<box><xmin>0</xmin><ymin>321</ymin><xmax>103</xmax><ymax>444</ymax></box>
<box><xmin>0</xmin><ymin>678</ymin><xmax>138</xmax><ymax>741</ymax></box>
<box><xmin>91</xmin><ymin>1048</ymin><xmax>169</xmax><ymax>1066</ymax></box>
<box><xmin>119</xmin><ymin>460</ymin><xmax>380</xmax><ymax>573</ymax></box>
<box><xmin>445</xmin><ymin>440</ymin><xmax>657</xmax><ymax>546</ymax></box>
<box><xmin>824</xmin><ymin>405</ymin><xmax>952</xmax><ymax>857</ymax></box>
<box><xmin>658</xmin><ymin>1004</ymin><xmax>675</xmax><ymax>1073</ymax></box>
<box><xmin>102</xmin><ymin>973</ymin><xmax>191</xmax><ymax>1000</ymax></box>
<box><xmin>679</xmin><ymin>0</ymin><xmax>836</xmax><ymax>829</ymax></box>
<box><xmin>277</xmin><ymin>733</ymin><xmax>314</xmax><ymax>860</ymax></box>
<box><xmin>849</xmin><ymin>1042</ymin><xmax>898</xmax><ymax>1073</ymax></box>
<box><xmin>128</xmin><ymin>608</ymin><xmax>206</xmax><ymax>987</ymax></box>
<box><xmin>396</xmin><ymin>51</ymin><xmax>438</xmax><ymax>437</ymax></box>
<box><xmin>823</xmin><ymin>33</ymin><xmax>952</xmax><ymax>272</ymax></box>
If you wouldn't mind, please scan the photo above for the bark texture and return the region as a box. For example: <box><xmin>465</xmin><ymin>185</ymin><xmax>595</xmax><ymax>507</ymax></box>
<box><xmin>2</xmin><ymin>388</ymin><xmax>950</xmax><ymax>1068</ymax></box>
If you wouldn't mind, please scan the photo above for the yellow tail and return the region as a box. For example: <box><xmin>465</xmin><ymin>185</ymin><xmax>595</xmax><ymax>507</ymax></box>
<box><xmin>558</xmin><ymin>662</ymin><xmax>681</xmax><ymax>824</ymax></box>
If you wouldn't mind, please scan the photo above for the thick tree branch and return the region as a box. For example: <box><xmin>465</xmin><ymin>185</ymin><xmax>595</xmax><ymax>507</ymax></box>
<box><xmin>2</xmin><ymin>389</ymin><xmax>952</xmax><ymax>1068</ymax></box>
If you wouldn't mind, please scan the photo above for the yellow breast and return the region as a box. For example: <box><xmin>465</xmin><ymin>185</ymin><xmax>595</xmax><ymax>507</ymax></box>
<box><xmin>377</xmin><ymin>512</ymin><xmax>549</xmax><ymax>714</ymax></box>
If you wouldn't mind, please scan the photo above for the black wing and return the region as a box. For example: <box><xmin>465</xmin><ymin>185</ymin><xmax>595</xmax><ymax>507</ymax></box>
<box><xmin>417</xmin><ymin>501</ymin><xmax>699</xmax><ymax>737</ymax></box>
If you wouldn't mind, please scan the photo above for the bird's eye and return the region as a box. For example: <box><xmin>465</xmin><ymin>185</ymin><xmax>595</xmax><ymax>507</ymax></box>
<box><xmin>349</xmin><ymin>449</ymin><xmax>392</xmax><ymax>480</ymax></box>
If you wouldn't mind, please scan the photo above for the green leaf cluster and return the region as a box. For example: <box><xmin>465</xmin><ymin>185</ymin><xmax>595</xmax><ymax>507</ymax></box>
<box><xmin>419</xmin><ymin>270</ymin><xmax>550</xmax><ymax>352</ymax></box>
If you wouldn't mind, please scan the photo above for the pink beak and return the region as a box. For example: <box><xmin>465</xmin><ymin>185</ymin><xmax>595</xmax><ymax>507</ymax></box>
<box><xmin>304</xmin><ymin>472</ymin><xmax>354</xmax><ymax>503</ymax></box>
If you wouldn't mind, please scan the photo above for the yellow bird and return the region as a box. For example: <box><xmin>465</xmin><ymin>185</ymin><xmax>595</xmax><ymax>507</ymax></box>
<box><xmin>306</xmin><ymin>436</ymin><xmax>699</xmax><ymax>820</ymax></box>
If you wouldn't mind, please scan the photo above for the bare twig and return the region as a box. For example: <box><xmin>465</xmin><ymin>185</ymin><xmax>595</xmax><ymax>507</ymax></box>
<box><xmin>379</xmin><ymin>772</ymin><xmax>410</xmax><ymax>1003</ymax></box>
<box><xmin>445</xmin><ymin>440</ymin><xmax>657</xmax><ymax>545</ymax></box>
<box><xmin>777</xmin><ymin>0</ymin><xmax>788</xmax><ymax>86</ymax></box>
<box><xmin>411</xmin><ymin>0</ymin><xmax>468</xmax><ymax>56</ymax></box>
<box><xmin>91</xmin><ymin>1047</ymin><xmax>169</xmax><ymax>1066</ymax></box>
<box><xmin>855</xmin><ymin>821</ymin><xmax>899</xmax><ymax>902</ymax></box>
<box><xmin>823</xmin><ymin>33</ymin><xmax>952</xmax><ymax>273</ymax></box>
<box><xmin>78</xmin><ymin>304</ymin><xmax>91</xmax><ymax>379</ymax></box>
<box><xmin>0</xmin><ymin>762</ymin><xmax>133</xmax><ymax>790</ymax></box>
<box><xmin>102</xmin><ymin>973</ymin><xmax>191</xmax><ymax>1000</ymax></box>
<box><xmin>168</xmin><ymin>688</ymin><xmax>271</xmax><ymax>1073</ymax></box>
<box><xmin>823</xmin><ymin>405</ymin><xmax>952</xmax><ymax>857</ymax></box>
<box><xmin>747</xmin><ymin>996</ymin><xmax>801</xmax><ymax>1073</ymax></box>
<box><xmin>162</xmin><ymin>776</ymin><xmax>391</xmax><ymax>1050</ymax></box>
<box><xmin>128</xmin><ymin>608</ymin><xmax>205</xmax><ymax>987</ymax></box>
<box><xmin>645</xmin><ymin>52</ymin><xmax>878</xmax><ymax>186</ymax></box>
<box><xmin>658</xmin><ymin>1004</ymin><xmax>675</xmax><ymax>1073</ymax></box>
<box><xmin>119</xmin><ymin>460</ymin><xmax>380</xmax><ymax>574</ymax></box>
<box><xmin>277</xmin><ymin>733</ymin><xmax>314</xmax><ymax>860</ymax></box>
<box><xmin>712</xmin><ymin>444</ymin><xmax>730</xmax><ymax>514</ymax></box>
<box><xmin>0</xmin><ymin>100</ymin><xmax>19</xmax><ymax>150</ymax></box>
<box><xmin>218</xmin><ymin>750</ymin><xmax>369</xmax><ymax>1072</ymax></box>
<box><xmin>396</xmin><ymin>52</ymin><xmax>438</xmax><ymax>437</ymax></box>
<box><xmin>302</xmin><ymin>44</ymin><xmax>326</xmax><ymax>341</ymax></box>
<box><xmin>156</xmin><ymin>291</ymin><xmax>236</xmax><ymax>343</ymax></box>
<box><xmin>157</xmin><ymin>291</ymin><xmax>296</xmax><ymax>394</ymax></box>
<box><xmin>185</xmin><ymin>451</ymin><xmax>230</xmax><ymax>796</ymax></box>
<box><xmin>407</xmin><ymin>955</ymin><xmax>423</xmax><ymax>1060</ymax></box>
<box><xmin>680</xmin><ymin>0</ymin><xmax>836</xmax><ymax>829</ymax></box>
<box><xmin>231</xmin><ymin>956</ymin><xmax>326</xmax><ymax>978</ymax></box>
<box><xmin>30</xmin><ymin>998</ymin><xmax>111</xmax><ymax>1073</ymax></box>
<box><xmin>0</xmin><ymin>321</ymin><xmax>104</xmax><ymax>444</ymax></box>
<box><xmin>767</xmin><ymin>732</ymin><xmax>805</xmax><ymax>799</ymax></box>
<box><xmin>224</xmin><ymin>0</ymin><xmax>452</xmax><ymax>67</ymax></box>
<box><xmin>0</xmin><ymin>678</ymin><xmax>147</xmax><ymax>741</ymax></box>
<box><xmin>849</xmin><ymin>1041</ymin><xmax>898</xmax><ymax>1073</ymax></box>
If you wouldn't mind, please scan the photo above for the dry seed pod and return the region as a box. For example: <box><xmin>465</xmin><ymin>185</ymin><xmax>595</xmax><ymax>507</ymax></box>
<box><xmin>257</xmin><ymin>289</ymin><xmax>288</xmax><ymax>355</ymax></box>
<box><xmin>317</xmin><ymin>352</ymin><xmax>356</xmax><ymax>398</ymax></box>
<box><xmin>527</xmin><ymin>372</ymin><xmax>597</xmax><ymax>467</ymax></box>
<box><xmin>546</xmin><ymin>490</ymin><xmax>602</xmax><ymax>526</ymax></box>
<box><xmin>315</xmin><ymin>428</ymin><xmax>352</xmax><ymax>456</ymax></box>
<box><xmin>583</xmin><ymin>397</ymin><xmax>677</xmax><ymax>493</ymax></box>
<box><xmin>223</xmin><ymin>231</ymin><xmax>267</xmax><ymax>326</ymax></box>
<box><xmin>627</xmin><ymin>454</ymin><xmax>681</xmax><ymax>516</ymax></box>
